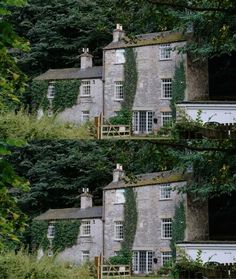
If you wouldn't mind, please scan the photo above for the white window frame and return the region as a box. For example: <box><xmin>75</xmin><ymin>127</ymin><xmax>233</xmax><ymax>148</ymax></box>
<box><xmin>47</xmin><ymin>222</ymin><xmax>55</xmax><ymax>239</ymax></box>
<box><xmin>115</xmin><ymin>49</ymin><xmax>125</xmax><ymax>64</ymax></box>
<box><xmin>114</xmin><ymin>81</ymin><xmax>124</xmax><ymax>100</ymax></box>
<box><xmin>161</xmin><ymin>112</ymin><xmax>172</xmax><ymax>126</ymax></box>
<box><xmin>160</xmin><ymin>183</ymin><xmax>171</xmax><ymax>200</ymax></box>
<box><xmin>161</xmin><ymin>251</ymin><xmax>172</xmax><ymax>266</ymax></box>
<box><xmin>161</xmin><ymin>218</ymin><xmax>172</xmax><ymax>239</ymax></box>
<box><xmin>81</xmin><ymin>110</ymin><xmax>90</xmax><ymax>123</ymax></box>
<box><xmin>81</xmin><ymin>80</ymin><xmax>91</xmax><ymax>96</ymax></box>
<box><xmin>132</xmin><ymin>111</ymin><xmax>154</xmax><ymax>134</ymax></box>
<box><xmin>132</xmin><ymin>251</ymin><xmax>153</xmax><ymax>274</ymax></box>
<box><xmin>114</xmin><ymin>221</ymin><xmax>124</xmax><ymax>241</ymax></box>
<box><xmin>80</xmin><ymin>220</ymin><xmax>91</xmax><ymax>237</ymax></box>
<box><xmin>161</xmin><ymin>78</ymin><xmax>172</xmax><ymax>99</ymax></box>
<box><xmin>159</xmin><ymin>44</ymin><xmax>171</xmax><ymax>60</ymax></box>
<box><xmin>82</xmin><ymin>250</ymin><xmax>90</xmax><ymax>262</ymax></box>
<box><xmin>47</xmin><ymin>82</ymin><xmax>55</xmax><ymax>99</ymax></box>
<box><xmin>115</xmin><ymin>189</ymin><xmax>125</xmax><ymax>204</ymax></box>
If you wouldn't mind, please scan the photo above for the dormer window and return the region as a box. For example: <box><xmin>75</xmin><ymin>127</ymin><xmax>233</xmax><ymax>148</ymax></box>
<box><xmin>159</xmin><ymin>44</ymin><xmax>171</xmax><ymax>60</ymax></box>
<box><xmin>47</xmin><ymin>82</ymin><xmax>55</xmax><ymax>99</ymax></box>
<box><xmin>115</xmin><ymin>49</ymin><xmax>125</xmax><ymax>64</ymax></box>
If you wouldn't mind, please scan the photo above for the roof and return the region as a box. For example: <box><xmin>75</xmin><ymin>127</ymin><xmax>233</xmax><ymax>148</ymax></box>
<box><xmin>104</xmin><ymin>31</ymin><xmax>186</xmax><ymax>50</ymax></box>
<box><xmin>34</xmin><ymin>66</ymin><xmax>103</xmax><ymax>81</ymax></box>
<box><xmin>104</xmin><ymin>170</ymin><xmax>186</xmax><ymax>190</ymax></box>
<box><xmin>34</xmin><ymin>206</ymin><xmax>102</xmax><ymax>221</ymax></box>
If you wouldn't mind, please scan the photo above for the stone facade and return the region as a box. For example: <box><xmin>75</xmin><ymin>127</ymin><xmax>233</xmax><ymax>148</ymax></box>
<box><xmin>103</xmin><ymin>167</ymin><xmax>187</xmax><ymax>273</ymax></box>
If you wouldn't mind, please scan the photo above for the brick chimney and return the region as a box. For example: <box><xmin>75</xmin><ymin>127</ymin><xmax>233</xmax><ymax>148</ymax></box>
<box><xmin>80</xmin><ymin>48</ymin><xmax>93</xmax><ymax>69</ymax></box>
<box><xmin>80</xmin><ymin>188</ymin><xmax>93</xmax><ymax>209</ymax></box>
<box><xmin>113</xmin><ymin>24</ymin><xmax>125</xmax><ymax>42</ymax></box>
<box><xmin>113</xmin><ymin>164</ymin><xmax>124</xmax><ymax>182</ymax></box>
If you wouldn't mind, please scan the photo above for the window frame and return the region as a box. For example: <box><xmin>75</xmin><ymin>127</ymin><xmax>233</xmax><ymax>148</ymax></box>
<box><xmin>160</xmin><ymin>183</ymin><xmax>171</xmax><ymax>200</ymax></box>
<box><xmin>82</xmin><ymin>250</ymin><xmax>90</xmax><ymax>262</ymax></box>
<box><xmin>115</xmin><ymin>49</ymin><xmax>125</xmax><ymax>64</ymax></box>
<box><xmin>81</xmin><ymin>80</ymin><xmax>91</xmax><ymax>96</ymax></box>
<box><xmin>159</xmin><ymin>44</ymin><xmax>171</xmax><ymax>60</ymax></box>
<box><xmin>47</xmin><ymin>222</ymin><xmax>55</xmax><ymax>239</ymax></box>
<box><xmin>80</xmin><ymin>220</ymin><xmax>91</xmax><ymax>237</ymax></box>
<box><xmin>114</xmin><ymin>221</ymin><xmax>124</xmax><ymax>241</ymax></box>
<box><xmin>114</xmin><ymin>81</ymin><xmax>124</xmax><ymax>101</ymax></box>
<box><xmin>161</xmin><ymin>218</ymin><xmax>172</xmax><ymax>239</ymax></box>
<box><xmin>132</xmin><ymin>111</ymin><xmax>154</xmax><ymax>134</ymax></box>
<box><xmin>47</xmin><ymin>82</ymin><xmax>55</xmax><ymax>99</ymax></box>
<box><xmin>81</xmin><ymin>110</ymin><xmax>90</xmax><ymax>123</ymax></box>
<box><xmin>161</xmin><ymin>251</ymin><xmax>172</xmax><ymax>266</ymax></box>
<box><xmin>161</xmin><ymin>78</ymin><xmax>172</xmax><ymax>99</ymax></box>
<box><xmin>161</xmin><ymin>111</ymin><xmax>172</xmax><ymax>126</ymax></box>
<box><xmin>115</xmin><ymin>189</ymin><xmax>125</xmax><ymax>204</ymax></box>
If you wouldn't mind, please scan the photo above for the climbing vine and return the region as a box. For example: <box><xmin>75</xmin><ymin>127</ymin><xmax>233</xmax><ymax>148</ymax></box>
<box><xmin>109</xmin><ymin>48</ymin><xmax>138</xmax><ymax>125</ymax></box>
<box><xmin>170</xmin><ymin>60</ymin><xmax>186</xmax><ymax>120</ymax></box>
<box><xmin>30</xmin><ymin>80</ymin><xmax>80</xmax><ymax>113</ymax></box>
<box><xmin>109</xmin><ymin>187</ymin><xmax>138</xmax><ymax>264</ymax></box>
<box><xmin>31</xmin><ymin>220</ymin><xmax>80</xmax><ymax>252</ymax></box>
<box><xmin>170</xmin><ymin>200</ymin><xmax>186</xmax><ymax>260</ymax></box>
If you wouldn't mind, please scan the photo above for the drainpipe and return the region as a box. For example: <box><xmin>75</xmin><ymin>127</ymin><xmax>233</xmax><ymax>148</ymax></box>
<box><xmin>102</xmin><ymin>188</ymin><xmax>105</xmax><ymax>257</ymax></box>
<box><xmin>102</xmin><ymin>48</ymin><xmax>105</xmax><ymax>117</ymax></box>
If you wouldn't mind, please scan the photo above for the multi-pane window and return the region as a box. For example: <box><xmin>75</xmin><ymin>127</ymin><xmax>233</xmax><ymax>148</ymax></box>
<box><xmin>161</xmin><ymin>78</ymin><xmax>172</xmax><ymax>99</ymax></box>
<box><xmin>115</xmin><ymin>49</ymin><xmax>125</xmax><ymax>64</ymax></box>
<box><xmin>47</xmin><ymin>223</ymin><xmax>55</xmax><ymax>239</ymax></box>
<box><xmin>114</xmin><ymin>221</ymin><xmax>124</xmax><ymax>240</ymax></box>
<box><xmin>115</xmin><ymin>189</ymin><xmax>125</xmax><ymax>204</ymax></box>
<box><xmin>47</xmin><ymin>82</ymin><xmax>55</xmax><ymax>99</ymax></box>
<box><xmin>81</xmin><ymin>80</ymin><xmax>91</xmax><ymax>96</ymax></box>
<box><xmin>160</xmin><ymin>184</ymin><xmax>171</xmax><ymax>200</ymax></box>
<box><xmin>161</xmin><ymin>218</ymin><xmax>172</xmax><ymax>239</ymax></box>
<box><xmin>81</xmin><ymin>220</ymin><xmax>91</xmax><ymax>236</ymax></box>
<box><xmin>159</xmin><ymin>44</ymin><xmax>171</xmax><ymax>60</ymax></box>
<box><xmin>114</xmin><ymin>81</ymin><xmax>124</xmax><ymax>100</ymax></box>
<box><xmin>133</xmin><ymin>111</ymin><xmax>153</xmax><ymax>134</ymax></box>
<box><xmin>133</xmin><ymin>251</ymin><xmax>153</xmax><ymax>274</ymax></box>
<box><xmin>81</xmin><ymin>111</ymin><xmax>90</xmax><ymax>123</ymax></box>
<box><xmin>161</xmin><ymin>112</ymin><xmax>172</xmax><ymax>126</ymax></box>
<box><xmin>161</xmin><ymin>251</ymin><xmax>172</xmax><ymax>266</ymax></box>
<box><xmin>82</xmin><ymin>251</ymin><xmax>90</xmax><ymax>262</ymax></box>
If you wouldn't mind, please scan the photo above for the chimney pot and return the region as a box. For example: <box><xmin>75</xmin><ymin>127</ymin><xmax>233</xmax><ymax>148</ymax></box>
<box><xmin>113</xmin><ymin>164</ymin><xmax>124</xmax><ymax>182</ymax></box>
<box><xmin>113</xmin><ymin>24</ymin><xmax>125</xmax><ymax>42</ymax></box>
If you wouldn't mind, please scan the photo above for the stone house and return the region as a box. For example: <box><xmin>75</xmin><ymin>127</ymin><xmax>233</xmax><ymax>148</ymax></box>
<box><xmin>35</xmin><ymin>191</ymin><xmax>103</xmax><ymax>264</ymax></box>
<box><xmin>34</xmin><ymin>49</ymin><xmax>103</xmax><ymax>125</ymax></box>
<box><xmin>103</xmin><ymin>165</ymin><xmax>187</xmax><ymax>273</ymax></box>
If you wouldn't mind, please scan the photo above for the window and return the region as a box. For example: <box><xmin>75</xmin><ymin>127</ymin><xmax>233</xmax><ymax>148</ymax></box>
<box><xmin>47</xmin><ymin>223</ymin><xmax>55</xmax><ymax>239</ymax></box>
<box><xmin>161</xmin><ymin>112</ymin><xmax>172</xmax><ymax>126</ymax></box>
<box><xmin>47</xmin><ymin>82</ymin><xmax>55</xmax><ymax>99</ymax></box>
<box><xmin>82</xmin><ymin>251</ymin><xmax>90</xmax><ymax>262</ymax></box>
<box><xmin>114</xmin><ymin>221</ymin><xmax>124</xmax><ymax>240</ymax></box>
<box><xmin>81</xmin><ymin>220</ymin><xmax>91</xmax><ymax>236</ymax></box>
<box><xmin>114</xmin><ymin>81</ymin><xmax>124</xmax><ymax>100</ymax></box>
<box><xmin>115</xmin><ymin>189</ymin><xmax>125</xmax><ymax>204</ymax></box>
<box><xmin>161</xmin><ymin>251</ymin><xmax>172</xmax><ymax>266</ymax></box>
<box><xmin>161</xmin><ymin>78</ymin><xmax>172</xmax><ymax>99</ymax></box>
<box><xmin>133</xmin><ymin>251</ymin><xmax>153</xmax><ymax>274</ymax></box>
<box><xmin>161</xmin><ymin>218</ymin><xmax>172</xmax><ymax>239</ymax></box>
<box><xmin>133</xmin><ymin>111</ymin><xmax>153</xmax><ymax>134</ymax></box>
<box><xmin>160</xmin><ymin>184</ymin><xmax>171</xmax><ymax>200</ymax></box>
<box><xmin>159</xmin><ymin>44</ymin><xmax>171</xmax><ymax>60</ymax></box>
<box><xmin>81</xmin><ymin>111</ymin><xmax>90</xmax><ymax>123</ymax></box>
<box><xmin>81</xmin><ymin>80</ymin><xmax>91</xmax><ymax>96</ymax></box>
<box><xmin>115</xmin><ymin>49</ymin><xmax>125</xmax><ymax>64</ymax></box>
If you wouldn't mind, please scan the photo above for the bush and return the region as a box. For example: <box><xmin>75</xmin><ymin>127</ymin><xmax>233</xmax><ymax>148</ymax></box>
<box><xmin>0</xmin><ymin>251</ymin><xmax>92</xmax><ymax>279</ymax></box>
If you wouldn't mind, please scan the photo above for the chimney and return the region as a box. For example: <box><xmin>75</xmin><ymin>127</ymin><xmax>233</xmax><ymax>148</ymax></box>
<box><xmin>80</xmin><ymin>48</ymin><xmax>93</xmax><ymax>69</ymax></box>
<box><xmin>113</xmin><ymin>164</ymin><xmax>124</xmax><ymax>183</ymax></box>
<box><xmin>80</xmin><ymin>188</ymin><xmax>93</xmax><ymax>209</ymax></box>
<box><xmin>113</xmin><ymin>24</ymin><xmax>125</xmax><ymax>43</ymax></box>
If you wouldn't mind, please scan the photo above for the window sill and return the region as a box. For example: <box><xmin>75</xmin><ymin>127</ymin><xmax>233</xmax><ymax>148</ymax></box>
<box><xmin>114</xmin><ymin>99</ymin><xmax>124</xmax><ymax>102</ymax></box>
<box><xmin>114</xmin><ymin>239</ymin><xmax>123</xmax><ymax>242</ymax></box>
<box><xmin>113</xmin><ymin>202</ymin><xmax>125</xmax><ymax>205</ymax></box>
<box><xmin>80</xmin><ymin>95</ymin><xmax>92</xmax><ymax>98</ymax></box>
<box><xmin>80</xmin><ymin>235</ymin><xmax>91</xmax><ymax>238</ymax></box>
<box><xmin>114</xmin><ymin>62</ymin><xmax>125</xmax><ymax>65</ymax></box>
<box><xmin>159</xmin><ymin>59</ymin><xmax>172</xmax><ymax>61</ymax></box>
<box><xmin>159</xmin><ymin>198</ymin><xmax>172</xmax><ymax>201</ymax></box>
<box><xmin>160</xmin><ymin>98</ymin><xmax>172</xmax><ymax>100</ymax></box>
<box><xmin>161</xmin><ymin>237</ymin><xmax>172</xmax><ymax>240</ymax></box>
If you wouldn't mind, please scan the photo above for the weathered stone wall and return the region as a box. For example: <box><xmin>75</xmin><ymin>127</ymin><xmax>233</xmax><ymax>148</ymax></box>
<box><xmin>185</xmin><ymin>195</ymin><xmax>209</xmax><ymax>241</ymax></box>
<box><xmin>58</xmin><ymin>218</ymin><xmax>103</xmax><ymax>264</ymax></box>
<box><xmin>104</xmin><ymin>181</ymin><xmax>186</xmax><ymax>268</ymax></box>
<box><xmin>58</xmin><ymin>78</ymin><xmax>103</xmax><ymax>125</ymax></box>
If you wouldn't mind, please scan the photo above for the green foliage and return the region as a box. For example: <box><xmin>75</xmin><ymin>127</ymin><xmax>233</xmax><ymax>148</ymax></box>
<box><xmin>170</xmin><ymin>61</ymin><xmax>186</xmax><ymax>120</ymax></box>
<box><xmin>30</xmin><ymin>81</ymin><xmax>49</xmax><ymax>112</ymax></box>
<box><xmin>31</xmin><ymin>220</ymin><xmax>80</xmax><ymax>252</ymax></box>
<box><xmin>170</xmin><ymin>201</ymin><xmax>186</xmax><ymax>260</ymax></box>
<box><xmin>0</xmin><ymin>111</ymin><xmax>92</xmax><ymax>140</ymax></box>
<box><xmin>108</xmin><ymin>109</ymin><xmax>132</xmax><ymax>125</ymax></box>
<box><xmin>108</xmin><ymin>250</ymin><xmax>132</xmax><ymax>265</ymax></box>
<box><xmin>0</xmin><ymin>250</ymin><xmax>92</xmax><ymax>279</ymax></box>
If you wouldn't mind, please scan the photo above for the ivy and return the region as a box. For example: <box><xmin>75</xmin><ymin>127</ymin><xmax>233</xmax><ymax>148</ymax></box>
<box><xmin>30</xmin><ymin>80</ymin><xmax>80</xmax><ymax>113</ymax></box>
<box><xmin>170</xmin><ymin>201</ymin><xmax>186</xmax><ymax>260</ymax></box>
<box><xmin>31</xmin><ymin>220</ymin><xmax>80</xmax><ymax>253</ymax></box>
<box><xmin>170</xmin><ymin>60</ymin><xmax>186</xmax><ymax>120</ymax></box>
